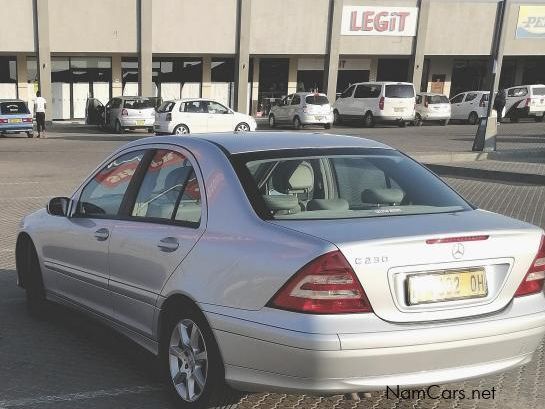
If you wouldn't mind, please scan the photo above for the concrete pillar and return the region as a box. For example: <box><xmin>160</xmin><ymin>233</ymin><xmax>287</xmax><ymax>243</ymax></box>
<box><xmin>288</xmin><ymin>57</ymin><xmax>298</xmax><ymax>94</ymax></box>
<box><xmin>369</xmin><ymin>58</ymin><xmax>378</xmax><ymax>82</ymax></box>
<box><xmin>324</xmin><ymin>0</ymin><xmax>342</xmax><ymax>102</ymax></box>
<box><xmin>235</xmin><ymin>0</ymin><xmax>251</xmax><ymax>114</ymax></box>
<box><xmin>112</xmin><ymin>54</ymin><xmax>123</xmax><ymax>97</ymax></box>
<box><xmin>139</xmin><ymin>0</ymin><xmax>153</xmax><ymax>96</ymax></box>
<box><xmin>35</xmin><ymin>0</ymin><xmax>52</xmax><ymax>122</ymax></box>
<box><xmin>411</xmin><ymin>0</ymin><xmax>431</xmax><ymax>89</ymax></box>
<box><xmin>251</xmin><ymin>58</ymin><xmax>260</xmax><ymax>115</ymax></box>
<box><xmin>514</xmin><ymin>59</ymin><xmax>524</xmax><ymax>85</ymax></box>
<box><xmin>16</xmin><ymin>54</ymin><xmax>28</xmax><ymax>100</ymax></box>
<box><xmin>201</xmin><ymin>56</ymin><xmax>212</xmax><ymax>99</ymax></box>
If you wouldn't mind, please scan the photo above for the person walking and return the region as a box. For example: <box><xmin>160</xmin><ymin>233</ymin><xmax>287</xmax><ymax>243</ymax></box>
<box><xmin>493</xmin><ymin>88</ymin><xmax>506</xmax><ymax>123</ymax></box>
<box><xmin>34</xmin><ymin>91</ymin><xmax>47</xmax><ymax>138</ymax></box>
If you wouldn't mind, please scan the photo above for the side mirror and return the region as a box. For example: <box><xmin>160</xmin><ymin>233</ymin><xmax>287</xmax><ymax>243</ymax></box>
<box><xmin>47</xmin><ymin>197</ymin><xmax>70</xmax><ymax>217</ymax></box>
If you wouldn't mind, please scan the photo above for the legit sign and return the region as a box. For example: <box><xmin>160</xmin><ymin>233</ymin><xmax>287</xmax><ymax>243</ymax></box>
<box><xmin>341</xmin><ymin>6</ymin><xmax>418</xmax><ymax>36</ymax></box>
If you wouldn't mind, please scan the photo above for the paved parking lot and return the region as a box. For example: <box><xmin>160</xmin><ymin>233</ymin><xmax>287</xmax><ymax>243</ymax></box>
<box><xmin>0</xmin><ymin>124</ymin><xmax>544</xmax><ymax>409</ymax></box>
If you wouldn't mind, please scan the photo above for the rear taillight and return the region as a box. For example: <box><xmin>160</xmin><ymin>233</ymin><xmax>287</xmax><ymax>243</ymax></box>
<box><xmin>121</xmin><ymin>109</ymin><xmax>128</xmax><ymax>116</ymax></box>
<box><xmin>525</xmin><ymin>98</ymin><xmax>532</xmax><ymax>107</ymax></box>
<box><xmin>0</xmin><ymin>119</ymin><xmax>7</xmax><ymax>123</ymax></box>
<box><xmin>166</xmin><ymin>113</ymin><xmax>172</xmax><ymax>121</ymax></box>
<box><xmin>23</xmin><ymin>118</ymin><xmax>32</xmax><ymax>123</ymax></box>
<box><xmin>379</xmin><ymin>97</ymin><xmax>384</xmax><ymax>110</ymax></box>
<box><xmin>515</xmin><ymin>235</ymin><xmax>545</xmax><ymax>297</ymax></box>
<box><xmin>267</xmin><ymin>250</ymin><xmax>372</xmax><ymax>314</ymax></box>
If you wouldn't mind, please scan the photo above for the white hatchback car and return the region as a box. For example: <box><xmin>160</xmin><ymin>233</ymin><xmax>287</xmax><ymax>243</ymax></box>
<box><xmin>154</xmin><ymin>99</ymin><xmax>257</xmax><ymax>135</ymax></box>
<box><xmin>504</xmin><ymin>84</ymin><xmax>545</xmax><ymax>123</ymax></box>
<box><xmin>333</xmin><ymin>82</ymin><xmax>416</xmax><ymax>127</ymax></box>
<box><xmin>449</xmin><ymin>91</ymin><xmax>495</xmax><ymax>124</ymax></box>
<box><xmin>414</xmin><ymin>93</ymin><xmax>451</xmax><ymax>126</ymax></box>
<box><xmin>268</xmin><ymin>92</ymin><xmax>334</xmax><ymax>129</ymax></box>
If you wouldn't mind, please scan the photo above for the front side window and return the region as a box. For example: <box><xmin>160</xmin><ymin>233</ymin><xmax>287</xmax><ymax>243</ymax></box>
<box><xmin>450</xmin><ymin>94</ymin><xmax>464</xmax><ymax>103</ymax></box>
<box><xmin>354</xmin><ymin>85</ymin><xmax>369</xmax><ymax>99</ymax></box>
<box><xmin>340</xmin><ymin>85</ymin><xmax>355</xmax><ymax>98</ymax></box>
<box><xmin>78</xmin><ymin>150</ymin><xmax>145</xmax><ymax>217</ymax></box>
<box><xmin>291</xmin><ymin>95</ymin><xmax>301</xmax><ymax>105</ymax></box>
<box><xmin>465</xmin><ymin>93</ymin><xmax>478</xmax><ymax>102</ymax></box>
<box><xmin>207</xmin><ymin>101</ymin><xmax>229</xmax><ymax>114</ymax></box>
<box><xmin>131</xmin><ymin>150</ymin><xmax>202</xmax><ymax>225</ymax></box>
<box><xmin>235</xmin><ymin>149</ymin><xmax>471</xmax><ymax>220</ymax></box>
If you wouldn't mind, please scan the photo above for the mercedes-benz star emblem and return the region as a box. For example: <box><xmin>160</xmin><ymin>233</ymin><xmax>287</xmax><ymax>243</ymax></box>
<box><xmin>452</xmin><ymin>243</ymin><xmax>465</xmax><ymax>259</ymax></box>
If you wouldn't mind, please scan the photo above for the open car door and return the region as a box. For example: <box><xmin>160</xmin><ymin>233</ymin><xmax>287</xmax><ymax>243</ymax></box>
<box><xmin>85</xmin><ymin>98</ymin><xmax>105</xmax><ymax>125</ymax></box>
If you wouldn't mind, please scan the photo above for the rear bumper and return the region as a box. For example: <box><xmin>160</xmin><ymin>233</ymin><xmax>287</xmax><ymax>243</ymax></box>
<box><xmin>376</xmin><ymin>114</ymin><xmax>415</xmax><ymax>122</ymax></box>
<box><xmin>420</xmin><ymin>113</ymin><xmax>450</xmax><ymax>121</ymax></box>
<box><xmin>206</xmin><ymin>295</ymin><xmax>545</xmax><ymax>394</ymax></box>
<box><xmin>120</xmin><ymin>118</ymin><xmax>154</xmax><ymax>128</ymax></box>
<box><xmin>0</xmin><ymin>124</ymin><xmax>33</xmax><ymax>132</ymax></box>
<box><xmin>300</xmin><ymin>113</ymin><xmax>333</xmax><ymax>125</ymax></box>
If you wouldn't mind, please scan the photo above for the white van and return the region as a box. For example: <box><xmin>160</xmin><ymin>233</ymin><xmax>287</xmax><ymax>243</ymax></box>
<box><xmin>332</xmin><ymin>82</ymin><xmax>415</xmax><ymax>127</ymax></box>
<box><xmin>504</xmin><ymin>84</ymin><xmax>545</xmax><ymax>122</ymax></box>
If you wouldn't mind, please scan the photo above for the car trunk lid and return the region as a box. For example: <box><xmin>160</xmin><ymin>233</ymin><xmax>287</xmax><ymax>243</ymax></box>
<box><xmin>270</xmin><ymin>210</ymin><xmax>542</xmax><ymax>323</ymax></box>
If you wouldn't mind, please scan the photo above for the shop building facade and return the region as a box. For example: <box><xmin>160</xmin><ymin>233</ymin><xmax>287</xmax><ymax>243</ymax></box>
<box><xmin>1</xmin><ymin>0</ymin><xmax>545</xmax><ymax>120</ymax></box>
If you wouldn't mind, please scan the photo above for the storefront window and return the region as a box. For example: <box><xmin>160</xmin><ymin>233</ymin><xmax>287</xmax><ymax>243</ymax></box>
<box><xmin>152</xmin><ymin>58</ymin><xmax>202</xmax><ymax>100</ymax></box>
<box><xmin>122</xmin><ymin>57</ymin><xmax>139</xmax><ymax>96</ymax></box>
<box><xmin>212</xmin><ymin>58</ymin><xmax>234</xmax><ymax>107</ymax></box>
<box><xmin>0</xmin><ymin>56</ymin><xmax>17</xmax><ymax>99</ymax></box>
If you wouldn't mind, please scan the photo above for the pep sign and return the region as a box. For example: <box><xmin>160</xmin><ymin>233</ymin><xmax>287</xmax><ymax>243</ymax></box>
<box><xmin>516</xmin><ymin>6</ymin><xmax>545</xmax><ymax>38</ymax></box>
<box><xmin>341</xmin><ymin>6</ymin><xmax>418</xmax><ymax>36</ymax></box>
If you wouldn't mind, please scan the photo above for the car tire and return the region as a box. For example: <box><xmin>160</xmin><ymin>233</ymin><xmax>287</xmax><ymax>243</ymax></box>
<box><xmin>26</xmin><ymin>131</ymin><xmax>34</xmax><ymax>138</ymax></box>
<box><xmin>362</xmin><ymin>112</ymin><xmax>375</xmax><ymax>128</ymax></box>
<box><xmin>441</xmin><ymin>119</ymin><xmax>449</xmax><ymax>126</ymax></box>
<box><xmin>398</xmin><ymin>121</ymin><xmax>407</xmax><ymax>128</ymax></box>
<box><xmin>115</xmin><ymin>120</ymin><xmax>124</xmax><ymax>134</ymax></box>
<box><xmin>324</xmin><ymin>123</ymin><xmax>331</xmax><ymax>129</ymax></box>
<box><xmin>16</xmin><ymin>236</ymin><xmax>46</xmax><ymax>316</ymax></box>
<box><xmin>173</xmin><ymin>124</ymin><xmax>190</xmax><ymax>135</ymax></box>
<box><xmin>269</xmin><ymin>115</ymin><xmax>276</xmax><ymax>128</ymax></box>
<box><xmin>534</xmin><ymin>114</ymin><xmax>544</xmax><ymax>123</ymax></box>
<box><xmin>160</xmin><ymin>302</ymin><xmax>242</xmax><ymax>409</ymax></box>
<box><xmin>147</xmin><ymin>127</ymin><xmax>154</xmax><ymax>133</ymax></box>
<box><xmin>333</xmin><ymin>110</ymin><xmax>342</xmax><ymax>125</ymax></box>
<box><xmin>468</xmin><ymin>111</ymin><xmax>479</xmax><ymax>125</ymax></box>
<box><xmin>293</xmin><ymin>116</ymin><xmax>302</xmax><ymax>130</ymax></box>
<box><xmin>235</xmin><ymin>122</ymin><xmax>250</xmax><ymax>132</ymax></box>
<box><xmin>414</xmin><ymin>114</ymin><xmax>423</xmax><ymax>127</ymax></box>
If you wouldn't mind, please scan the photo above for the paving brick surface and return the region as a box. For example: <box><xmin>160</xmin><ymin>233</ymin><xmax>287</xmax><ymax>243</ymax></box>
<box><xmin>0</xmin><ymin>129</ymin><xmax>544</xmax><ymax>409</ymax></box>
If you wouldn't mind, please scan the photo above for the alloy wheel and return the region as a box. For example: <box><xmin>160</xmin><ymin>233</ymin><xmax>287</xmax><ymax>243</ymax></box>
<box><xmin>235</xmin><ymin>122</ymin><xmax>250</xmax><ymax>132</ymax></box>
<box><xmin>168</xmin><ymin>319</ymin><xmax>208</xmax><ymax>402</ymax></box>
<box><xmin>175</xmin><ymin>125</ymin><xmax>189</xmax><ymax>135</ymax></box>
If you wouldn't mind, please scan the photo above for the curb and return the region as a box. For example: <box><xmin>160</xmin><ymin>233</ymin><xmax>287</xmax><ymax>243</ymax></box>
<box><xmin>425</xmin><ymin>164</ymin><xmax>545</xmax><ymax>185</ymax></box>
<box><xmin>410</xmin><ymin>148</ymin><xmax>545</xmax><ymax>164</ymax></box>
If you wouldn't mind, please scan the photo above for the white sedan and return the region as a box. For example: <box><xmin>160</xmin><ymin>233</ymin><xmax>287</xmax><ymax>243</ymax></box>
<box><xmin>154</xmin><ymin>98</ymin><xmax>257</xmax><ymax>135</ymax></box>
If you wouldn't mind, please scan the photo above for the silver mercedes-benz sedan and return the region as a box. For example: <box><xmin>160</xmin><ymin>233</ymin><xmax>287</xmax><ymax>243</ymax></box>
<box><xmin>16</xmin><ymin>132</ymin><xmax>545</xmax><ymax>408</ymax></box>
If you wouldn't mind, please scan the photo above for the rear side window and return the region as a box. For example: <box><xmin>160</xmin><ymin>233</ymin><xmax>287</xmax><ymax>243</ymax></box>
<box><xmin>305</xmin><ymin>95</ymin><xmax>329</xmax><ymax>105</ymax></box>
<box><xmin>77</xmin><ymin>150</ymin><xmax>145</xmax><ymax>217</ymax></box>
<box><xmin>427</xmin><ymin>95</ymin><xmax>449</xmax><ymax>104</ymax></box>
<box><xmin>465</xmin><ymin>93</ymin><xmax>478</xmax><ymax>102</ymax></box>
<box><xmin>450</xmin><ymin>94</ymin><xmax>464</xmax><ymax>103</ymax></box>
<box><xmin>158</xmin><ymin>101</ymin><xmax>175</xmax><ymax>113</ymax></box>
<box><xmin>508</xmin><ymin>87</ymin><xmax>527</xmax><ymax>97</ymax></box>
<box><xmin>384</xmin><ymin>85</ymin><xmax>414</xmax><ymax>98</ymax></box>
<box><xmin>340</xmin><ymin>85</ymin><xmax>355</xmax><ymax>98</ymax></box>
<box><xmin>123</xmin><ymin>98</ymin><xmax>154</xmax><ymax>109</ymax></box>
<box><xmin>532</xmin><ymin>87</ymin><xmax>545</xmax><ymax>96</ymax></box>
<box><xmin>0</xmin><ymin>102</ymin><xmax>29</xmax><ymax>115</ymax></box>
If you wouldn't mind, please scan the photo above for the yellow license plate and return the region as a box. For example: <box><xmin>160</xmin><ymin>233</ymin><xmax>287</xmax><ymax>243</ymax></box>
<box><xmin>9</xmin><ymin>118</ymin><xmax>22</xmax><ymax>123</ymax></box>
<box><xmin>407</xmin><ymin>269</ymin><xmax>487</xmax><ymax>305</ymax></box>
<box><xmin>136</xmin><ymin>120</ymin><xmax>145</xmax><ymax>126</ymax></box>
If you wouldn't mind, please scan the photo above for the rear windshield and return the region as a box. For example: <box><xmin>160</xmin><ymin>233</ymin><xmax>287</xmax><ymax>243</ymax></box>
<box><xmin>0</xmin><ymin>101</ymin><xmax>29</xmax><ymax>115</ymax></box>
<box><xmin>385</xmin><ymin>85</ymin><xmax>414</xmax><ymax>98</ymax></box>
<box><xmin>532</xmin><ymin>87</ymin><xmax>545</xmax><ymax>96</ymax></box>
<box><xmin>305</xmin><ymin>95</ymin><xmax>329</xmax><ymax>105</ymax></box>
<box><xmin>157</xmin><ymin>101</ymin><xmax>175</xmax><ymax>112</ymax></box>
<box><xmin>235</xmin><ymin>149</ymin><xmax>471</xmax><ymax>220</ymax></box>
<box><xmin>427</xmin><ymin>95</ymin><xmax>449</xmax><ymax>104</ymax></box>
<box><xmin>123</xmin><ymin>98</ymin><xmax>154</xmax><ymax>109</ymax></box>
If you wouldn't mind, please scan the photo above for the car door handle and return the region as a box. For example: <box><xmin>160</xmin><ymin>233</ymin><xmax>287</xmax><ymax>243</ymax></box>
<box><xmin>157</xmin><ymin>237</ymin><xmax>179</xmax><ymax>252</ymax></box>
<box><xmin>94</xmin><ymin>228</ymin><xmax>110</xmax><ymax>241</ymax></box>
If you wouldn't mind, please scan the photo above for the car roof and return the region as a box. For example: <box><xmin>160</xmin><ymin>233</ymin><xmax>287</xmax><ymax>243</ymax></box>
<box><xmin>349</xmin><ymin>82</ymin><xmax>413</xmax><ymax>86</ymax></box>
<box><xmin>126</xmin><ymin>132</ymin><xmax>392</xmax><ymax>155</ymax></box>
<box><xmin>0</xmin><ymin>99</ymin><xmax>26</xmax><ymax>102</ymax></box>
<box><xmin>292</xmin><ymin>92</ymin><xmax>327</xmax><ymax>96</ymax></box>
<box><xmin>417</xmin><ymin>92</ymin><xmax>447</xmax><ymax>96</ymax></box>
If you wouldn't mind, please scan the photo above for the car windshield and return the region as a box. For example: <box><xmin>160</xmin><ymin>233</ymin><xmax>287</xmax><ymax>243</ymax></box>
<box><xmin>305</xmin><ymin>95</ymin><xmax>329</xmax><ymax>105</ymax></box>
<box><xmin>236</xmin><ymin>149</ymin><xmax>471</xmax><ymax>220</ymax></box>
<box><xmin>532</xmin><ymin>87</ymin><xmax>545</xmax><ymax>96</ymax></box>
<box><xmin>123</xmin><ymin>98</ymin><xmax>154</xmax><ymax>109</ymax></box>
<box><xmin>0</xmin><ymin>101</ymin><xmax>29</xmax><ymax>115</ymax></box>
<box><xmin>384</xmin><ymin>85</ymin><xmax>414</xmax><ymax>98</ymax></box>
<box><xmin>427</xmin><ymin>95</ymin><xmax>449</xmax><ymax>104</ymax></box>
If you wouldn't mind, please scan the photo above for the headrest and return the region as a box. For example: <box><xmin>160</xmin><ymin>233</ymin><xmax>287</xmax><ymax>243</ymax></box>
<box><xmin>262</xmin><ymin>195</ymin><xmax>300</xmax><ymax>213</ymax></box>
<box><xmin>272</xmin><ymin>161</ymin><xmax>314</xmax><ymax>193</ymax></box>
<box><xmin>165</xmin><ymin>167</ymin><xmax>190</xmax><ymax>189</ymax></box>
<box><xmin>361</xmin><ymin>188</ymin><xmax>404</xmax><ymax>205</ymax></box>
<box><xmin>307</xmin><ymin>198</ymin><xmax>349</xmax><ymax>211</ymax></box>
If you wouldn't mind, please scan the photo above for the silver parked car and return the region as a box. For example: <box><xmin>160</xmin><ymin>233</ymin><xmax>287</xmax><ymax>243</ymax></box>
<box><xmin>269</xmin><ymin>92</ymin><xmax>334</xmax><ymax>129</ymax></box>
<box><xmin>102</xmin><ymin>96</ymin><xmax>156</xmax><ymax>133</ymax></box>
<box><xmin>16</xmin><ymin>133</ymin><xmax>545</xmax><ymax>408</ymax></box>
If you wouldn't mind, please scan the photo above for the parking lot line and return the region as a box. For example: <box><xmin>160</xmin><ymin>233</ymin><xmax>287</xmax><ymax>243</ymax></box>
<box><xmin>0</xmin><ymin>385</ymin><xmax>165</xmax><ymax>408</ymax></box>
